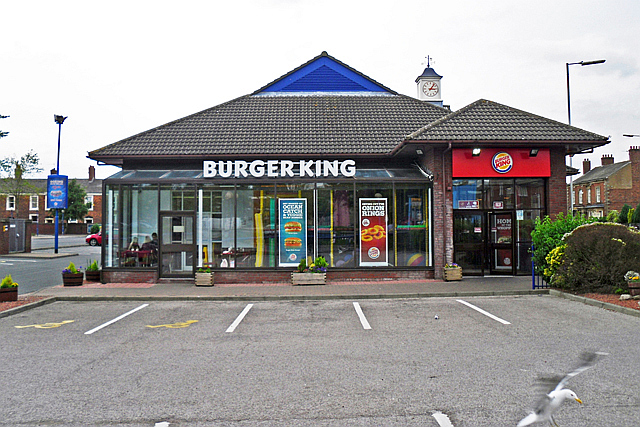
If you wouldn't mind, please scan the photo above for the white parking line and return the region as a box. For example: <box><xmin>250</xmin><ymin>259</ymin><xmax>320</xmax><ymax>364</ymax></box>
<box><xmin>84</xmin><ymin>304</ymin><xmax>149</xmax><ymax>335</ymax></box>
<box><xmin>456</xmin><ymin>299</ymin><xmax>511</xmax><ymax>325</ymax></box>
<box><xmin>432</xmin><ymin>411</ymin><xmax>455</xmax><ymax>426</ymax></box>
<box><xmin>352</xmin><ymin>302</ymin><xmax>371</xmax><ymax>330</ymax></box>
<box><xmin>226</xmin><ymin>304</ymin><xmax>254</xmax><ymax>333</ymax></box>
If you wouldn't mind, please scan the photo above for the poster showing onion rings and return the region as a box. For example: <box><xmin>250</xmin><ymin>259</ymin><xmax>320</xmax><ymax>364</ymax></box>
<box><xmin>359</xmin><ymin>198</ymin><xmax>388</xmax><ymax>266</ymax></box>
<box><xmin>279</xmin><ymin>198</ymin><xmax>307</xmax><ymax>267</ymax></box>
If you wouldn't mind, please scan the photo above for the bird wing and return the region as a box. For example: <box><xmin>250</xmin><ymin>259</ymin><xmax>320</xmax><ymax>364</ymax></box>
<box><xmin>553</xmin><ymin>351</ymin><xmax>608</xmax><ymax>393</ymax></box>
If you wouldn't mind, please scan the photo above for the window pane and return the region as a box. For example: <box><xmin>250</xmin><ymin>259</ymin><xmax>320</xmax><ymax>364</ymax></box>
<box><xmin>395</xmin><ymin>184</ymin><xmax>428</xmax><ymax>267</ymax></box>
<box><xmin>356</xmin><ymin>184</ymin><xmax>393</xmax><ymax>266</ymax></box>
<box><xmin>484</xmin><ymin>179</ymin><xmax>514</xmax><ymax>209</ymax></box>
<box><xmin>453</xmin><ymin>179</ymin><xmax>482</xmax><ymax>209</ymax></box>
<box><xmin>515</xmin><ymin>179</ymin><xmax>544</xmax><ymax>209</ymax></box>
<box><xmin>317</xmin><ymin>183</ymin><xmax>355</xmax><ymax>268</ymax></box>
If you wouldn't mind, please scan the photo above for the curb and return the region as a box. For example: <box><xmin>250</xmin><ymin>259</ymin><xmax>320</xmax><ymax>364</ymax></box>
<box><xmin>0</xmin><ymin>297</ymin><xmax>57</xmax><ymax>319</ymax></box>
<box><xmin>549</xmin><ymin>289</ymin><xmax>640</xmax><ymax>318</ymax></box>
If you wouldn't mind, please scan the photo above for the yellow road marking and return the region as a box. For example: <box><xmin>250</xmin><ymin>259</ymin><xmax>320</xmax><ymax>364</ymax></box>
<box><xmin>146</xmin><ymin>320</ymin><xmax>199</xmax><ymax>329</ymax></box>
<box><xmin>15</xmin><ymin>320</ymin><xmax>75</xmax><ymax>329</ymax></box>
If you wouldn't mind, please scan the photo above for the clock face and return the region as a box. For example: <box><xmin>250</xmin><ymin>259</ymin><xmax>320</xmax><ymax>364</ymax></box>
<box><xmin>422</xmin><ymin>81</ymin><xmax>439</xmax><ymax>97</ymax></box>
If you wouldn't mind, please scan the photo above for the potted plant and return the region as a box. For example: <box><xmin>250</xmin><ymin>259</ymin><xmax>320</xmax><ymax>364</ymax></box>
<box><xmin>62</xmin><ymin>262</ymin><xmax>84</xmax><ymax>286</ymax></box>
<box><xmin>85</xmin><ymin>260</ymin><xmax>101</xmax><ymax>282</ymax></box>
<box><xmin>443</xmin><ymin>262</ymin><xmax>463</xmax><ymax>281</ymax></box>
<box><xmin>291</xmin><ymin>256</ymin><xmax>328</xmax><ymax>285</ymax></box>
<box><xmin>624</xmin><ymin>270</ymin><xmax>640</xmax><ymax>296</ymax></box>
<box><xmin>0</xmin><ymin>274</ymin><xmax>19</xmax><ymax>302</ymax></box>
<box><xmin>195</xmin><ymin>267</ymin><xmax>214</xmax><ymax>286</ymax></box>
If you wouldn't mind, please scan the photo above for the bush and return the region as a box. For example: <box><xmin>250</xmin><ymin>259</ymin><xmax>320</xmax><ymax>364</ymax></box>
<box><xmin>90</xmin><ymin>224</ymin><xmax>100</xmax><ymax>234</ymax></box>
<box><xmin>619</xmin><ymin>204</ymin><xmax>631</xmax><ymax>224</ymax></box>
<box><xmin>531</xmin><ymin>212</ymin><xmax>595</xmax><ymax>280</ymax></box>
<box><xmin>552</xmin><ymin>223</ymin><xmax>640</xmax><ymax>293</ymax></box>
<box><xmin>606</xmin><ymin>210</ymin><xmax>619</xmax><ymax>222</ymax></box>
<box><xmin>632</xmin><ymin>202</ymin><xmax>640</xmax><ymax>224</ymax></box>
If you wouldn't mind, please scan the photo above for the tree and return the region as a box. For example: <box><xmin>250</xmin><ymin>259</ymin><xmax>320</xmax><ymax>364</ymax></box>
<box><xmin>632</xmin><ymin>202</ymin><xmax>640</xmax><ymax>224</ymax></box>
<box><xmin>63</xmin><ymin>179</ymin><xmax>89</xmax><ymax>221</ymax></box>
<box><xmin>0</xmin><ymin>114</ymin><xmax>8</xmax><ymax>139</ymax></box>
<box><xmin>0</xmin><ymin>151</ymin><xmax>43</xmax><ymax>217</ymax></box>
<box><xmin>618</xmin><ymin>204</ymin><xmax>631</xmax><ymax>224</ymax></box>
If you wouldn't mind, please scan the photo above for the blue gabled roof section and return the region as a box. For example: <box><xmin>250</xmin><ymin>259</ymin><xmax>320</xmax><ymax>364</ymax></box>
<box><xmin>255</xmin><ymin>52</ymin><xmax>393</xmax><ymax>94</ymax></box>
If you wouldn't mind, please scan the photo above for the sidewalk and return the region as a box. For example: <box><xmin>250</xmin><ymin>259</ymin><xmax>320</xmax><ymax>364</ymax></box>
<box><xmin>30</xmin><ymin>275</ymin><xmax>545</xmax><ymax>301</ymax></box>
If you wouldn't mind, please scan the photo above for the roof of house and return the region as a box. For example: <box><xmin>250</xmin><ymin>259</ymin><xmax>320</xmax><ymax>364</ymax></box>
<box><xmin>12</xmin><ymin>179</ymin><xmax>103</xmax><ymax>194</ymax></box>
<box><xmin>88</xmin><ymin>53</ymin><xmax>609</xmax><ymax>166</ymax></box>
<box><xmin>407</xmin><ymin>99</ymin><xmax>609</xmax><ymax>146</ymax></box>
<box><xmin>573</xmin><ymin>161</ymin><xmax>631</xmax><ymax>184</ymax></box>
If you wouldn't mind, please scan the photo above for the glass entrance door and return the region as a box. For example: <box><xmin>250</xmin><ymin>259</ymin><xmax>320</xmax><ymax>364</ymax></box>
<box><xmin>159</xmin><ymin>213</ymin><xmax>195</xmax><ymax>277</ymax></box>
<box><xmin>488</xmin><ymin>212</ymin><xmax>514</xmax><ymax>275</ymax></box>
<box><xmin>453</xmin><ymin>212</ymin><xmax>484</xmax><ymax>275</ymax></box>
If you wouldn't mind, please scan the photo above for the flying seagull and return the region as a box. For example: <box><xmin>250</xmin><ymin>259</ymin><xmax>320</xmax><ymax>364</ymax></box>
<box><xmin>517</xmin><ymin>351</ymin><xmax>608</xmax><ymax>427</ymax></box>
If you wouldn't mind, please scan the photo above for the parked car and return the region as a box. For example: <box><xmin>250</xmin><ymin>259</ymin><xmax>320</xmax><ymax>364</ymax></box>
<box><xmin>86</xmin><ymin>231</ymin><xmax>102</xmax><ymax>246</ymax></box>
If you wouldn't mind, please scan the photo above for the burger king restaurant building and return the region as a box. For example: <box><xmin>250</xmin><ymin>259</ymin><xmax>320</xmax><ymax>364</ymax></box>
<box><xmin>89</xmin><ymin>52</ymin><xmax>608</xmax><ymax>283</ymax></box>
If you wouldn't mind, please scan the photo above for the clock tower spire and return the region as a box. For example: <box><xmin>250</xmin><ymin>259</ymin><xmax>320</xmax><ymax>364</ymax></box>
<box><xmin>416</xmin><ymin>57</ymin><xmax>443</xmax><ymax>107</ymax></box>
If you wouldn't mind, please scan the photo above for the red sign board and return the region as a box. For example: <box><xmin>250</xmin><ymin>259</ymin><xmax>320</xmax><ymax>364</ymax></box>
<box><xmin>452</xmin><ymin>148</ymin><xmax>550</xmax><ymax>177</ymax></box>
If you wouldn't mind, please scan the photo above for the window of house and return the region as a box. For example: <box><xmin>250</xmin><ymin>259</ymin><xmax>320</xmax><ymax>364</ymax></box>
<box><xmin>596</xmin><ymin>186</ymin><xmax>601</xmax><ymax>203</ymax></box>
<box><xmin>85</xmin><ymin>216</ymin><xmax>93</xmax><ymax>224</ymax></box>
<box><xmin>587</xmin><ymin>187</ymin><xmax>591</xmax><ymax>204</ymax></box>
<box><xmin>30</xmin><ymin>195</ymin><xmax>39</xmax><ymax>210</ymax></box>
<box><xmin>29</xmin><ymin>214</ymin><xmax>38</xmax><ymax>222</ymax></box>
<box><xmin>85</xmin><ymin>195</ymin><xmax>94</xmax><ymax>211</ymax></box>
<box><xmin>578</xmin><ymin>189</ymin><xmax>583</xmax><ymax>204</ymax></box>
<box><xmin>6</xmin><ymin>195</ymin><xmax>16</xmax><ymax>210</ymax></box>
<box><xmin>45</xmin><ymin>217</ymin><xmax>54</xmax><ymax>224</ymax></box>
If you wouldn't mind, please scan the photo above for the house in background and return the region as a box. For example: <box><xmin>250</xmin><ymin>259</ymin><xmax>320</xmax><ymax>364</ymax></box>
<box><xmin>571</xmin><ymin>146</ymin><xmax>640</xmax><ymax>218</ymax></box>
<box><xmin>0</xmin><ymin>166</ymin><xmax>102</xmax><ymax>230</ymax></box>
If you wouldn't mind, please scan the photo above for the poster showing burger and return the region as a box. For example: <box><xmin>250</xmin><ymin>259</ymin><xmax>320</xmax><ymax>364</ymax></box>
<box><xmin>279</xmin><ymin>198</ymin><xmax>307</xmax><ymax>267</ymax></box>
<box><xmin>359</xmin><ymin>198</ymin><xmax>388</xmax><ymax>266</ymax></box>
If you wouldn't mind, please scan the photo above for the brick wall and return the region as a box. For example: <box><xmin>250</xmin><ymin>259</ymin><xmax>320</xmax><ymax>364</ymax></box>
<box><xmin>548</xmin><ymin>146</ymin><xmax>568</xmax><ymax>218</ymax></box>
<box><xmin>102</xmin><ymin>270</ymin><xmax>158</xmax><ymax>284</ymax></box>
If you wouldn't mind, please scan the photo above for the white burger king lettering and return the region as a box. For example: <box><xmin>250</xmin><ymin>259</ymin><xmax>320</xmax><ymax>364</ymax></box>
<box><xmin>492</xmin><ymin>152</ymin><xmax>513</xmax><ymax>174</ymax></box>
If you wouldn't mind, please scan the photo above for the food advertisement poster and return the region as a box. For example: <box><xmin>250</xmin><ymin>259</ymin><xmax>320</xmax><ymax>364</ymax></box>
<box><xmin>279</xmin><ymin>198</ymin><xmax>307</xmax><ymax>267</ymax></box>
<box><xmin>359</xmin><ymin>198</ymin><xmax>388</xmax><ymax>266</ymax></box>
<box><xmin>46</xmin><ymin>174</ymin><xmax>68</xmax><ymax>209</ymax></box>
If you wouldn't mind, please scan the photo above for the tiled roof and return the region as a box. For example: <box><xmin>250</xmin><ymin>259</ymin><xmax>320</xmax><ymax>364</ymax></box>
<box><xmin>13</xmin><ymin>179</ymin><xmax>102</xmax><ymax>194</ymax></box>
<box><xmin>407</xmin><ymin>99</ymin><xmax>609</xmax><ymax>143</ymax></box>
<box><xmin>573</xmin><ymin>161</ymin><xmax>630</xmax><ymax>184</ymax></box>
<box><xmin>89</xmin><ymin>94</ymin><xmax>450</xmax><ymax>158</ymax></box>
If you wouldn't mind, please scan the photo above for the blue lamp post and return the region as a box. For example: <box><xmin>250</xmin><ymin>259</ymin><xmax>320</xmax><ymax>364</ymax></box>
<box><xmin>53</xmin><ymin>115</ymin><xmax>67</xmax><ymax>254</ymax></box>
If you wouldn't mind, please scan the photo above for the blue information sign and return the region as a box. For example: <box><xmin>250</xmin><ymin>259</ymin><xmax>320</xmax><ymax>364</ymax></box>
<box><xmin>279</xmin><ymin>198</ymin><xmax>307</xmax><ymax>267</ymax></box>
<box><xmin>47</xmin><ymin>175</ymin><xmax>68</xmax><ymax>209</ymax></box>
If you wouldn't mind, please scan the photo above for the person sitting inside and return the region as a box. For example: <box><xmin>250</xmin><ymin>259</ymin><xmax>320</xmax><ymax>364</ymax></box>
<box><xmin>140</xmin><ymin>236</ymin><xmax>155</xmax><ymax>266</ymax></box>
<box><xmin>128</xmin><ymin>237</ymin><xmax>140</xmax><ymax>251</ymax></box>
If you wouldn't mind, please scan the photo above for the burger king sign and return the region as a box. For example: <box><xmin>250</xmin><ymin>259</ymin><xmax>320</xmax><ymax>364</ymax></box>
<box><xmin>492</xmin><ymin>152</ymin><xmax>513</xmax><ymax>174</ymax></box>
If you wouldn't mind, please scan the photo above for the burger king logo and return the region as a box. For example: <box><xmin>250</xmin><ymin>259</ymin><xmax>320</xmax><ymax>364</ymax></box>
<box><xmin>492</xmin><ymin>152</ymin><xmax>513</xmax><ymax>174</ymax></box>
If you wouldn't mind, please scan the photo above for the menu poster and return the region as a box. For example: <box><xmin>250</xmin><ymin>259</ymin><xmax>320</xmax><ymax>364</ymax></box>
<box><xmin>359</xmin><ymin>198</ymin><xmax>388</xmax><ymax>266</ymax></box>
<box><xmin>278</xmin><ymin>198</ymin><xmax>307</xmax><ymax>267</ymax></box>
<box><xmin>47</xmin><ymin>175</ymin><xmax>68</xmax><ymax>209</ymax></box>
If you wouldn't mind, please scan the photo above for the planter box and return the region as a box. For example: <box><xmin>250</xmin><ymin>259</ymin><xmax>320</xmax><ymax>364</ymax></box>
<box><xmin>443</xmin><ymin>267</ymin><xmax>462</xmax><ymax>281</ymax></box>
<box><xmin>62</xmin><ymin>272</ymin><xmax>84</xmax><ymax>287</ymax></box>
<box><xmin>85</xmin><ymin>270</ymin><xmax>101</xmax><ymax>282</ymax></box>
<box><xmin>291</xmin><ymin>272</ymin><xmax>326</xmax><ymax>285</ymax></box>
<box><xmin>195</xmin><ymin>272</ymin><xmax>214</xmax><ymax>287</ymax></box>
<box><xmin>628</xmin><ymin>281</ymin><xmax>640</xmax><ymax>297</ymax></box>
<box><xmin>0</xmin><ymin>287</ymin><xmax>18</xmax><ymax>302</ymax></box>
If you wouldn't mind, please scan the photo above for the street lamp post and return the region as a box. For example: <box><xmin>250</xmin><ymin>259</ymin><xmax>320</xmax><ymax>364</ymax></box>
<box><xmin>54</xmin><ymin>115</ymin><xmax>67</xmax><ymax>254</ymax></box>
<box><xmin>566</xmin><ymin>59</ymin><xmax>606</xmax><ymax>214</ymax></box>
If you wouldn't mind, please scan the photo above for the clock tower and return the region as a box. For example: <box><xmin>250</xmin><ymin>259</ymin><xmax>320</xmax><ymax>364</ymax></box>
<box><xmin>416</xmin><ymin>58</ymin><xmax>443</xmax><ymax>107</ymax></box>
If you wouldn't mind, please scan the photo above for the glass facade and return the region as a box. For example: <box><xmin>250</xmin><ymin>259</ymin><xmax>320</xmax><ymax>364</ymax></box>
<box><xmin>452</xmin><ymin>178</ymin><xmax>545</xmax><ymax>275</ymax></box>
<box><xmin>104</xmin><ymin>179</ymin><xmax>433</xmax><ymax>275</ymax></box>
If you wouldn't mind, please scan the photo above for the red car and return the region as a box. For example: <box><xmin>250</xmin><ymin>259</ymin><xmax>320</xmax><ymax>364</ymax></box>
<box><xmin>86</xmin><ymin>231</ymin><xmax>102</xmax><ymax>246</ymax></box>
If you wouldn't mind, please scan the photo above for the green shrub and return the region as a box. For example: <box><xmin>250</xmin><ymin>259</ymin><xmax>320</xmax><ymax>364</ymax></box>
<box><xmin>632</xmin><ymin>202</ymin><xmax>640</xmax><ymax>224</ymax></box>
<box><xmin>619</xmin><ymin>204</ymin><xmax>631</xmax><ymax>224</ymax></box>
<box><xmin>606</xmin><ymin>210</ymin><xmax>619</xmax><ymax>222</ymax></box>
<box><xmin>531</xmin><ymin>212</ymin><xmax>595</xmax><ymax>280</ymax></box>
<box><xmin>1</xmin><ymin>274</ymin><xmax>18</xmax><ymax>288</ymax></box>
<box><xmin>552</xmin><ymin>223</ymin><xmax>640</xmax><ymax>293</ymax></box>
<box><xmin>90</xmin><ymin>224</ymin><xmax>101</xmax><ymax>234</ymax></box>
<box><xmin>86</xmin><ymin>260</ymin><xmax>100</xmax><ymax>272</ymax></box>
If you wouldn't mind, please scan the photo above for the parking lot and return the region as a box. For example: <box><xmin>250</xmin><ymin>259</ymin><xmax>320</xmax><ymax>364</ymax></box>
<box><xmin>1</xmin><ymin>296</ymin><xmax>639</xmax><ymax>426</ymax></box>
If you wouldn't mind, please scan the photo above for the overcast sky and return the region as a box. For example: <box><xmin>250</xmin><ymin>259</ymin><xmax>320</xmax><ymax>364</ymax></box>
<box><xmin>3</xmin><ymin>0</ymin><xmax>639</xmax><ymax>181</ymax></box>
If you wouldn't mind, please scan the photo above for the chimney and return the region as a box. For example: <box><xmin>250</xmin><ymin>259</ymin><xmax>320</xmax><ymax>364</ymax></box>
<box><xmin>601</xmin><ymin>154</ymin><xmax>614</xmax><ymax>166</ymax></box>
<box><xmin>88</xmin><ymin>165</ymin><xmax>95</xmax><ymax>182</ymax></box>
<box><xmin>629</xmin><ymin>146</ymin><xmax>640</xmax><ymax>165</ymax></box>
<box><xmin>583</xmin><ymin>159</ymin><xmax>591</xmax><ymax>174</ymax></box>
